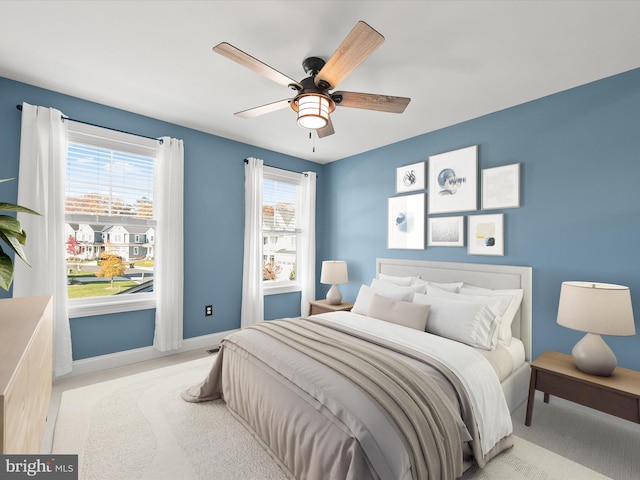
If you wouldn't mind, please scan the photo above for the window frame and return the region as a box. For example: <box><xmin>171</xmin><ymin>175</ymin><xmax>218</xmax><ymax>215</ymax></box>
<box><xmin>262</xmin><ymin>166</ymin><xmax>303</xmax><ymax>296</ymax></box>
<box><xmin>65</xmin><ymin>121</ymin><xmax>159</xmax><ymax>318</ymax></box>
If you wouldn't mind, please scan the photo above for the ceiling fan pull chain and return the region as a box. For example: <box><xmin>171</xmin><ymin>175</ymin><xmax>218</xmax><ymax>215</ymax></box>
<box><xmin>309</xmin><ymin>131</ymin><xmax>316</xmax><ymax>153</ymax></box>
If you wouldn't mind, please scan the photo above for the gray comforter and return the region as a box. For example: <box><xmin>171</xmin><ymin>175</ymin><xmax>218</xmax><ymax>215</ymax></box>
<box><xmin>182</xmin><ymin>317</ymin><xmax>512</xmax><ymax>479</ymax></box>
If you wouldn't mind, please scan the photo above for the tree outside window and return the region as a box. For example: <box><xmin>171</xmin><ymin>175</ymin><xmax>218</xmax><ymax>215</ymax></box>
<box><xmin>96</xmin><ymin>253</ymin><xmax>125</xmax><ymax>289</ymax></box>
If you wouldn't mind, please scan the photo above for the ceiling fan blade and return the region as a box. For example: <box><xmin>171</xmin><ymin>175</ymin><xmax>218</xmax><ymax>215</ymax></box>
<box><xmin>333</xmin><ymin>91</ymin><xmax>410</xmax><ymax>113</ymax></box>
<box><xmin>234</xmin><ymin>99</ymin><xmax>292</xmax><ymax>119</ymax></box>
<box><xmin>316</xmin><ymin>116</ymin><xmax>335</xmax><ymax>138</ymax></box>
<box><xmin>315</xmin><ymin>21</ymin><xmax>384</xmax><ymax>90</ymax></box>
<box><xmin>213</xmin><ymin>42</ymin><xmax>302</xmax><ymax>90</ymax></box>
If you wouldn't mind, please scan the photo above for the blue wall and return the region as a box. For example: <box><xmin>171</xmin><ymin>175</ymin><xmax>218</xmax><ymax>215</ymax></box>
<box><xmin>3</xmin><ymin>68</ymin><xmax>640</xmax><ymax>370</ymax></box>
<box><xmin>0</xmin><ymin>77</ymin><xmax>323</xmax><ymax>359</ymax></box>
<box><xmin>321</xmin><ymin>68</ymin><xmax>640</xmax><ymax>371</ymax></box>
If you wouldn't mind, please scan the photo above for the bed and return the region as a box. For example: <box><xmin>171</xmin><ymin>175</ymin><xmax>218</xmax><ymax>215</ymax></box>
<box><xmin>183</xmin><ymin>259</ymin><xmax>532</xmax><ymax>480</ymax></box>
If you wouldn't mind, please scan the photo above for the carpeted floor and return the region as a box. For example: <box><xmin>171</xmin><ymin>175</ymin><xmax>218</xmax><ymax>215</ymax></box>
<box><xmin>53</xmin><ymin>356</ymin><xmax>285</xmax><ymax>480</ymax></box>
<box><xmin>511</xmin><ymin>395</ymin><xmax>640</xmax><ymax>480</ymax></box>
<box><xmin>50</xmin><ymin>355</ymin><xmax>639</xmax><ymax>480</ymax></box>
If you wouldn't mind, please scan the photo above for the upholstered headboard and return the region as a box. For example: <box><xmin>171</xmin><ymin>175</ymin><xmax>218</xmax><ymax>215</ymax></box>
<box><xmin>376</xmin><ymin>258</ymin><xmax>533</xmax><ymax>361</ymax></box>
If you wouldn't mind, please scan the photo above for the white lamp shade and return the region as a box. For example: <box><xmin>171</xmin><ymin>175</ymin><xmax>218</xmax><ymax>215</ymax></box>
<box><xmin>297</xmin><ymin>94</ymin><xmax>329</xmax><ymax>129</ymax></box>
<box><xmin>320</xmin><ymin>261</ymin><xmax>348</xmax><ymax>285</ymax></box>
<box><xmin>557</xmin><ymin>281</ymin><xmax>635</xmax><ymax>336</ymax></box>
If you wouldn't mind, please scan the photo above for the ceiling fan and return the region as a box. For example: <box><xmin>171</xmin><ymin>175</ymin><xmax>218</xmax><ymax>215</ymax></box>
<box><xmin>213</xmin><ymin>21</ymin><xmax>411</xmax><ymax>138</ymax></box>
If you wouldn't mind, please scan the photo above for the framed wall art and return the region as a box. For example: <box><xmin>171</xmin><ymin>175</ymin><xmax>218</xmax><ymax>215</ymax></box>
<box><xmin>388</xmin><ymin>193</ymin><xmax>425</xmax><ymax>250</ymax></box>
<box><xmin>396</xmin><ymin>161</ymin><xmax>425</xmax><ymax>193</ymax></box>
<box><xmin>467</xmin><ymin>213</ymin><xmax>504</xmax><ymax>256</ymax></box>
<box><xmin>482</xmin><ymin>163</ymin><xmax>520</xmax><ymax>209</ymax></box>
<box><xmin>428</xmin><ymin>145</ymin><xmax>478</xmax><ymax>214</ymax></box>
<box><xmin>427</xmin><ymin>216</ymin><xmax>464</xmax><ymax>247</ymax></box>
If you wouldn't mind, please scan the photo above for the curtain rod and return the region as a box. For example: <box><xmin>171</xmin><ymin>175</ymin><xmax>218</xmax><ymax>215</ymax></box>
<box><xmin>16</xmin><ymin>104</ymin><xmax>163</xmax><ymax>144</ymax></box>
<box><xmin>244</xmin><ymin>158</ymin><xmax>318</xmax><ymax>178</ymax></box>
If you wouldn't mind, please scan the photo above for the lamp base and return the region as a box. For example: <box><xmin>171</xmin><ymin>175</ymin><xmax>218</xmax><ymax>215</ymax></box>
<box><xmin>326</xmin><ymin>284</ymin><xmax>342</xmax><ymax>305</ymax></box>
<box><xmin>571</xmin><ymin>333</ymin><xmax>617</xmax><ymax>376</ymax></box>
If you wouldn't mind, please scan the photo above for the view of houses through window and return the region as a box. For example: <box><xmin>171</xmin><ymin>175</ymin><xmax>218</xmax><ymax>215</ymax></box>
<box><xmin>65</xmin><ymin>125</ymin><xmax>157</xmax><ymax>300</ymax></box>
<box><xmin>262</xmin><ymin>167</ymin><xmax>301</xmax><ymax>291</ymax></box>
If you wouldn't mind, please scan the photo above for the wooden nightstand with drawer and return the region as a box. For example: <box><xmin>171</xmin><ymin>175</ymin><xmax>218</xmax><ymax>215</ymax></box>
<box><xmin>525</xmin><ymin>350</ymin><xmax>640</xmax><ymax>427</ymax></box>
<box><xmin>309</xmin><ymin>299</ymin><xmax>354</xmax><ymax>315</ymax></box>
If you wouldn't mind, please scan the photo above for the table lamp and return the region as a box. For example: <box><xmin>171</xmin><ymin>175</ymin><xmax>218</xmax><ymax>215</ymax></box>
<box><xmin>556</xmin><ymin>281</ymin><xmax>635</xmax><ymax>376</ymax></box>
<box><xmin>320</xmin><ymin>261</ymin><xmax>348</xmax><ymax>305</ymax></box>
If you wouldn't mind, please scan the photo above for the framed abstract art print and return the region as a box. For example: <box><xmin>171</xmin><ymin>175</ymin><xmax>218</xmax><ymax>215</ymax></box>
<box><xmin>388</xmin><ymin>193</ymin><xmax>425</xmax><ymax>249</ymax></box>
<box><xmin>396</xmin><ymin>161</ymin><xmax>425</xmax><ymax>193</ymax></box>
<box><xmin>427</xmin><ymin>216</ymin><xmax>464</xmax><ymax>247</ymax></box>
<box><xmin>428</xmin><ymin>145</ymin><xmax>478</xmax><ymax>214</ymax></box>
<box><xmin>467</xmin><ymin>213</ymin><xmax>504</xmax><ymax>256</ymax></box>
<box><xmin>482</xmin><ymin>163</ymin><xmax>520</xmax><ymax>210</ymax></box>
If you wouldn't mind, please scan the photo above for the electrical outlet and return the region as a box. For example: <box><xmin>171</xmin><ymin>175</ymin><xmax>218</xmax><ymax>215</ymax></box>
<box><xmin>205</xmin><ymin>305</ymin><xmax>213</xmax><ymax>316</ymax></box>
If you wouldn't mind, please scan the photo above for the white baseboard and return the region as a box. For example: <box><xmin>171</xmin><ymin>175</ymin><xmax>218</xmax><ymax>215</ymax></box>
<box><xmin>62</xmin><ymin>329</ymin><xmax>239</xmax><ymax>379</ymax></box>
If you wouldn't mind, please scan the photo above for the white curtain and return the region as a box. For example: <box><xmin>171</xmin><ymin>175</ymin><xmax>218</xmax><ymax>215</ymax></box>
<box><xmin>299</xmin><ymin>172</ymin><xmax>316</xmax><ymax>316</ymax></box>
<box><xmin>152</xmin><ymin>137</ymin><xmax>185</xmax><ymax>351</ymax></box>
<box><xmin>241</xmin><ymin>157</ymin><xmax>264</xmax><ymax>328</ymax></box>
<box><xmin>14</xmin><ymin>103</ymin><xmax>73</xmax><ymax>377</ymax></box>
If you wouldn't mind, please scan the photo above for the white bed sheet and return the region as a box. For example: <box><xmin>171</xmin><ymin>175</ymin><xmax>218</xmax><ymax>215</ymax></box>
<box><xmin>475</xmin><ymin>337</ymin><xmax>526</xmax><ymax>383</ymax></box>
<box><xmin>504</xmin><ymin>337</ymin><xmax>526</xmax><ymax>371</ymax></box>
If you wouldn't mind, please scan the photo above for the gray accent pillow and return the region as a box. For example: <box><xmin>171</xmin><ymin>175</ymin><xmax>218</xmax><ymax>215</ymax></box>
<box><xmin>352</xmin><ymin>284</ymin><xmax>416</xmax><ymax>315</ymax></box>
<box><xmin>367</xmin><ymin>293</ymin><xmax>431</xmax><ymax>331</ymax></box>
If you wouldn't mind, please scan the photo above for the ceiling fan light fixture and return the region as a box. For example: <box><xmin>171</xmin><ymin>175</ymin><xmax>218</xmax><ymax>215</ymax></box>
<box><xmin>216</xmin><ymin>22</ymin><xmax>409</xmax><ymax>137</ymax></box>
<box><xmin>296</xmin><ymin>94</ymin><xmax>330</xmax><ymax>129</ymax></box>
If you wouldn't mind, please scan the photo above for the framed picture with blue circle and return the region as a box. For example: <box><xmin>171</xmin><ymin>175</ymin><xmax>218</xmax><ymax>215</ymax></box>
<box><xmin>387</xmin><ymin>193</ymin><xmax>425</xmax><ymax>249</ymax></box>
<box><xmin>428</xmin><ymin>145</ymin><xmax>478</xmax><ymax>214</ymax></box>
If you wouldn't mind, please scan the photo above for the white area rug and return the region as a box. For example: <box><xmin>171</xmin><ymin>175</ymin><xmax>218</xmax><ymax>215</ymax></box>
<box><xmin>460</xmin><ymin>436</ymin><xmax>609</xmax><ymax>480</ymax></box>
<box><xmin>53</xmin><ymin>357</ymin><xmax>611</xmax><ymax>480</ymax></box>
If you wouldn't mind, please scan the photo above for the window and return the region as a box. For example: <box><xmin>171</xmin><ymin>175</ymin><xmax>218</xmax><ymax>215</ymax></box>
<box><xmin>262</xmin><ymin>166</ymin><xmax>303</xmax><ymax>294</ymax></box>
<box><xmin>65</xmin><ymin>122</ymin><xmax>158</xmax><ymax>317</ymax></box>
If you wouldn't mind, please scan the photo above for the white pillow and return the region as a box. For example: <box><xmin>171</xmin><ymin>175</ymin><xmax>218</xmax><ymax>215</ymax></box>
<box><xmin>378</xmin><ymin>273</ymin><xmax>415</xmax><ymax>286</ymax></box>
<box><xmin>413</xmin><ymin>292</ymin><xmax>499</xmax><ymax>350</ymax></box>
<box><xmin>459</xmin><ymin>285</ymin><xmax>524</xmax><ymax>345</ymax></box>
<box><xmin>427</xmin><ymin>286</ymin><xmax>511</xmax><ymax>316</ymax></box>
<box><xmin>419</xmin><ymin>286</ymin><xmax>508</xmax><ymax>347</ymax></box>
<box><xmin>352</xmin><ymin>284</ymin><xmax>415</xmax><ymax>315</ymax></box>
<box><xmin>370</xmin><ymin>278</ymin><xmax>427</xmax><ymax>295</ymax></box>
<box><xmin>413</xmin><ymin>278</ymin><xmax>464</xmax><ymax>293</ymax></box>
<box><xmin>367</xmin><ymin>293</ymin><xmax>430</xmax><ymax>331</ymax></box>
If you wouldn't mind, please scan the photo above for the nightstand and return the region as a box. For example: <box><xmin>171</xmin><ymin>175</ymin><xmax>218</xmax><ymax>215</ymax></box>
<box><xmin>525</xmin><ymin>350</ymin><xmax>640</xmax><ymax>426</ymax></box>
<box><xmin>309</xmin><ymin>299</ymin><xmax>354</xmax><ymax>315</ymax></box>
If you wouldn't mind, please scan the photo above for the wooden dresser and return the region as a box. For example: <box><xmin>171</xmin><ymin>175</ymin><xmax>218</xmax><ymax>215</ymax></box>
<box><xmin>0</xmin><ymin>295</ymin><xmax>53</xmax><ymax>453</ymax></box>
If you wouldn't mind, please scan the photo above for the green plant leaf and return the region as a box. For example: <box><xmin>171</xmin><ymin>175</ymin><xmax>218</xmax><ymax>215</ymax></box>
<box><xmin>0</xmin><ymin>202</ymin><xmax>41</xmax><ymax>216</ymax></box>
<box><xmin>0</xmin><ymin>178</ymin><xmax>38</xmax><ymax>288</ymax></box>
<box><xmin>0</xmin><ymin>249</ymin><xmax>13</xmax><ymax>291</ymax></box>
<box><xmin>0</xmin><ymin>231</ymin><xmax>30</xmax><ymax>265</ymax></box>
<box><xmin>0</xmin><ymin>215</ymin><xmax>23</xmax><ymax>235</ymax></box>
<box><xmin>14</xmin><ymin>228</ymin><xmax>27</xmax><ymax>245</ymax></box>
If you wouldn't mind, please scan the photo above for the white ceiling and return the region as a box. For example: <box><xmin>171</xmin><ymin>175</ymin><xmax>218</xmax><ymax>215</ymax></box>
<box><xmin>2</xmin><ymin>1</ymin><xmax>639</xmax><ymax>164</ymax></box>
